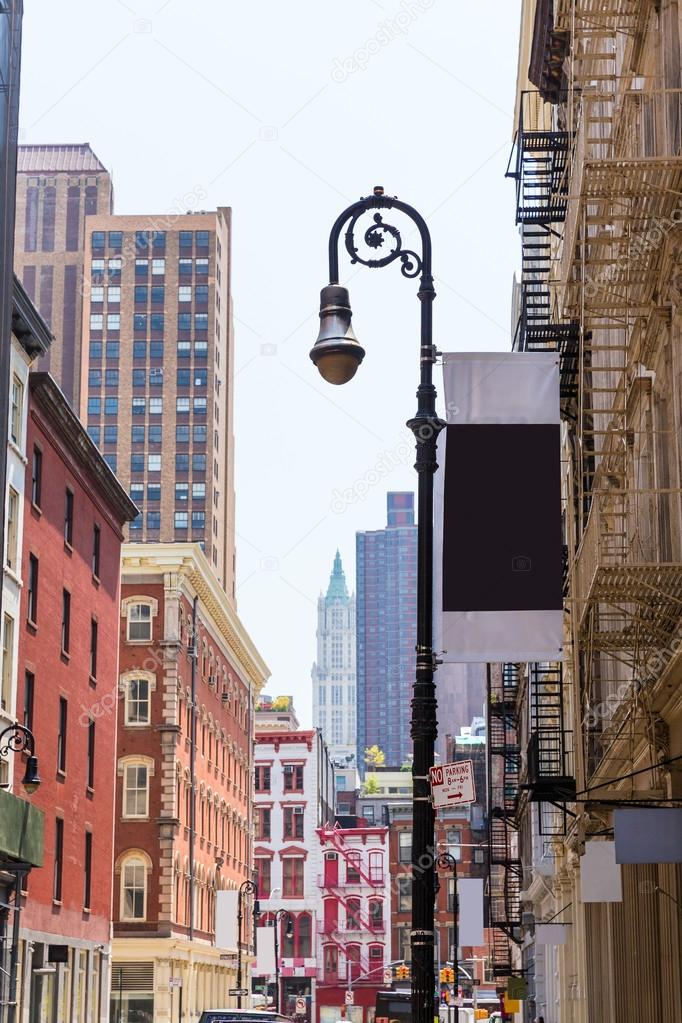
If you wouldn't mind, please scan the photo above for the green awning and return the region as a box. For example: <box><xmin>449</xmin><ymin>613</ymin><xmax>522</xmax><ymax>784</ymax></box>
<box><xmin>0</xmin><ymin>789</ymin><xmax>44</xmax><ymax>867</ymax></box>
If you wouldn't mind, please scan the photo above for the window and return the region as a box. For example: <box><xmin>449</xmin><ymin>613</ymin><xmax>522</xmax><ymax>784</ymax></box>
<box><xmin>150</xmin><ymin>340</ymin><xmax>163</xmax><ymax>358</ymax></box>
<box><xmin>91</xmin><ymin>258</ymin><xmax>105</xmax><ymax>278</ymax></box>
<box><xmin>87</xmin><ymin>396</ymin><xmax>101</xmax><ymax>417</ymax></box>
<box><xmin>191</xmin><ymin>511</ymin><xmax>205</xmax><ymax>530</ymax></box>
<box><xmin>282</xmin><ymin>857</ymin><xmax>304</xmax><ymax>897</ymax></box>
<box><xmin>346</xmin><ymin>897</ymin><xmax>360</xmax><ymax>930</ymax></box>
<box><xmin>149</xmin><ymin>367</ymin><xmax>163</xmax><ymax>386</ymax></box>
<box><xmin>104</xmin><ymin>454</ymin><xmax>117</xmax><ymax>473</ymax></box>
<box><xmin>193</xmin><ymin>424</ymin><xmax>207</xmax><ymax>443</ymax></box>
<box><xmin>193</xmin><ymin>368</ymin><xmax>207</xmax><ymax>387</ymax></box>
<box><xmin>135</xmin><ymin>258</ymin><xmax>148</xmax><ymax>276</ymax></box>
<box><xmin>104</xmin><ymin>397</ymin><xmax>118</xmax><ymax>416</ymax></box>
<box><xmin>175</xmin><ymin>482</ymin><xmax>189</xmax><ymax>502</ymax></box>
<box><xmin>195</xmin><ymin>230</ymin><xmax>209</xmax><ymax>247</ymax></box>
<box><xmin>54</xmin><ymin>818</ymin><xmax>64</xmax><ymax>901</ymax></box>
<box><xmin>103</xmin><ymin>424</ymin><xmax>117</xmax><ymax>444</ymax></box>
<box><xmin>124</xmin><ymin>763</ymin><xmax>150</xmax><ymax>817</ymax></box>
<box><xmin>150</xmin><ymin>313</ymin><xmax>164</xmax><ymax>331</ymax></box>
<box><xmin>1</xmin><ymin>615</ymin><xmax>14</xmax><ymax>712</ymax></box>
<box><xmin>130</xmin><ymin>453</ymin><xmax>144</xmax><ymax>473</ymax></box>
<box><xmin>64</xmin><ymin>489</ymin><xmax>74</xmax><ymax>545</ymax></box>
<box><xmin>133</xmin><ymin>340</ymin><xmax>146</xmax><ymax>360</ymax></box>
<box><xmin>10</xmin><ymin>376</ymin><xmax>23</xmax><ymax>445</ymax></box>
<box><xmin>151</xmin><ymin>285</ymin><xmax>164</xmax><ymax>304</ymax></box>
<box><xmin>92</xmin><ymin>525</ymin><xmax>101</xmax><ymax>578</ymax></box>
<box><xmin>90</xmin><ymin>313</ymin><xmax>103</xmax><ymax>331</ymax></box>
<box><xmin>176</xmin><ymin>454</ymin><xmax>189</xmax><ymax>472</ymax></box>
<box><xmin>149</xmin><ymin>397</ymin><xmax>163</xmax><ymax>415</ymax></box>
<box><xmin>91</xmin><ymin>231</ymin><xmax>105</xmax><ymax>251</ymax></box>
<box><xmin>176</xmin><ymin>397</ymin><xmax>190</xmax><ymax>413</ymax></box>
<box><xmin>89</xmin><ymin>370</ymin><xmax>103</xmax><ymax>391</ymax></box>
<box><xmin>369</xmin><ymin>899</ymin><xmax>383</xmax><ymax>931</ymax></box>
<box><xmin>177</xmin><ymin>341</ymin><xmax>190</xmax><ymax>358</ymax></box>
<box><xmin>147</xmin><ymin>511</ymin><xmax>160</xmax><ymax>530</ymax></box>
<box><xmin>192</xmin><ymin>454</ymin><xmax>206</xmax><ymax>472</ymax></box>
<box><xmin>61</xmin><ymin>590</ymin><xmax>71</xmax><ymax>654</ymax></box>
<box><xmin>125</xmin><ymin>678</ymin><xmax>151</xmax><ymax>725</ymax></box>
<box><xmin>84</xmin><ymin>832</ymin><xmax>93</xmax><ymax>910</ymax></box>
<box><xmin>195</xmin><ymin>313</ymin><xmax>208</xmax><ymax>331</ymax></box>
<box><xmin>369</xmin><ymin>850</ymin><xmax>383</xmax><ymax>883</ymax></box>
<box><xmin>256</xmin><ymin>858</ymin><xmax>271</xmax><ymax>899</ymax></box>
<box><xmin>148</xmin><ymin>454</ymin><xmax>161</xmax><ymax>472</ymax></box>
<box><xmin>106</xmin><ymin>340</ymin><xmax>119</xmax><ymax>360</ymax></box>
<box><xmin>31</xmin><ymin>447</ymin><xmax>42</xmax><ymax>507</ymax></box>
<box><xmin>5</xmin><ymin>488</ymin><xmax>18</xmax><ymax>569</ymax></box>
<box><xmin>347</xmin><ymin>944</ymin><xmax>361</xmax><ymax>981</ymax></box>
<box><xmin>121</xmin><ymin>856</ymin><xmax>147</xmax><ymax>919</ymax></box>
<box><xmin>179</xmin><ymin>258</ymin><xmax>192</xmax><ymax>275</ymax></box>
<box><xmin>135</xmin><ymin>284</ymin><xmax>148</xmax><ymax>303</ymax></box>
<box><xmin>129</xmin><ymin>515</ymin><xmax>142</xmax><ymax>532</ymax></box>
<box><xmin>87</xmin><ymin>426</ymin><xmax>101</xmax><ymax>446</ymax></box>
<box><xmin>131</xmin><ymin>425</ymin><xmax>145</xmax><ymax>444</ymax></box>
<box><xmin>177</xmin><ymin>312</ymin><xmax>191</xmax><ymax>331</ymax></box>
<box><xmin>147</xmin><ymin>484</ymin><xmax>161</xmax><ymax>502</ymax></box>
<box><xmin>90</xmin><ymin>618</ymin><xmax>98</xmax><ymax>679</ymax></box>
<box><xmin>23</xmin><ymin>671</ymin><xmax>34</xmax><ymax>731</ymax></box>
<box><xmin>323</xmin><ymin>946</ymin><xmax>337</xmax><ymax>980</ymax></box>
<box><xmin>195</xmin><ymin>285</ymin><xmax>209</xmax><ymax>304</ymax></box>
<box><xmin>193</xmin><ymin>397</ymin><xmax>207</xmax><ymax>415</ymax></box>
<box><xmin>176</xmin><ymin>425</ymin><xmax>189</xmax><ymax>443</ymax></box>
<box><xmin>398</xmin><ymin>877</ymin><xmax>411</xmax><ymax>912</ymax></box>
<box><xmin>255</xmin><ymin>765</ymin><xmax>271</xmax><ymax>792</ymax></box>
<box><xmin>179</xmin><ymin>230</ymin><xmax>192</xmax><ymax>249</ymax></box>
<box><xmin>130</xmin><ymin>483</ymin><xmax>144</xmax><ymax>503</ymax></box>
<box><xmin>445</xmin><ymin>829</ymin><xmax>462</xmax><ymax>861</ymax></box>
<box><xmin>346</xmin><ymin>850</ymin><xmax>361</xmax><ymax>883</ymax></box>
<box><xmin>107</xmin><ymin>314</ymin><xmax>120</xmax><ymax>331</ymax></box>
<box><xmin>254</xmin><ymin>806</ymin><xmax>271</xmax><ymax>841</ymax></box>
<box><xmin>90</xmin><ymin>286</ymin><xmax>104</xmax><ymax>303</ymax></box>
<box><xmin>57</xmin><ymin>697</ymin><xmax>68</xmax><ymax>773</ymax></box>
<box><xmin>108</xmin><ymin>257</ymin><xmax>122</xmax><ymax>278</ymax></box>
<box><xmin>109</xmin><ymin>230</ymin><xmax>123</xmax><ymax>248</ymax></box>
<box><xmin>132</xmin><ymin>398</ymin><xmax>146</xmax><ymax>418</ymax></box>
<box><xmin>107</xmin><ymin>285</ymin><xmax>121</xmax><ymax>303</ymax></box>
<box><xmin>178</xmin><ymin>285</ymin><xmax>192</xmax><ymax>302</ymax></box>
<box><xmin>283</xmin><ymin>806</ymin><xmax>304</xmax><ymax>840</ymax></box>
<box><xmin>297</xmin><ymin>913</ymin><xmax>312</xmax><ymax>957</ymax></box>
<box><xmin>87</xmin><ymin>720</ymin><xmax>95</xmax><ymax>789</ymax></box>
<box><xmin>151</xmin><ymin>258</ymin><xmax>165</xmax><ymax>275</ymax></box>
<box><xmin>135</xmin><ymin>230</ymin><xmax>149</xmax><ymax>252</ymax></box>
<box><xmin>127</xmin><ymin>603</ymin><xmax>152</xmax><ymax>641</ymax></box>
<box><xmin>447</xmin><ymin>877</ymin><xmax>456</xmax><ymax>913</ymax></box>
<box><xmin>473</xmin><ymin>848</ymin><xmax>485</xmax><ymax>864</ymax></box>
<box><xmin>397</xmin><ymin>925</ymin><xmax>411</xmax><ymax>962</ymax></box>
<box><xmin>133</xmin><ymin>313</ymin><xmax>147</xmax><ymax>332</ymax></box>
<box><xmin>399</xmin><ymin>831</ymin><xmax>412</xmax><ymax>863</ymax></box>
<box><xmin>177</xmin><ymin>368</ymin><xmax>190</xmax><ymax>387</ymax></box>
<box><xmin>89</xmin><ymin>340</ymin><xmax>102</xmax><ymax>360</ymax></box>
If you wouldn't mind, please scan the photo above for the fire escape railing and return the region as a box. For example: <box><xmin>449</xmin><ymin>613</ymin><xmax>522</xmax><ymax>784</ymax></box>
<box><xmin>507</xmin><ymin>90</ymin><xmax>579</xmax><ymax>416</ymax></box>
<box><xmin>487</xmin><ymin>664</ymin><xmax>523</xmax><ymax>978</ymax></box>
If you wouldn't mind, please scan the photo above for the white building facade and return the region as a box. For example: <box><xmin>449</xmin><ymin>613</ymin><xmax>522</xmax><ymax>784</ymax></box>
<box><xmin>312</xmin><ymin>552</ymin><xmax>356</xmax><ymax>766</ymax></box>
<box><xmin>1</xmin><ymin>281</ymin><xmax>50</xmax><ymax>785</ymax></box>
<box><xmin>254</xmin><ymin>721</ymin><xmax>335</xmax><ymax>1022</ymax></box>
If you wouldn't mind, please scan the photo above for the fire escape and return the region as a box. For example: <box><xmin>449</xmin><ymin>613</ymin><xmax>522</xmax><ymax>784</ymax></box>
<box><xmin>487</xmin><ymin>664</ymin><xmax>522</xmax><ymax>978</ymax></box>
<box><xmin>524</xmin><ymin>663</ymin><xmax>576</xmax><ymax>841</ymax></box>
<box><xmin>507</xmin><ymin>90</ymin><xmax>579</xmax><ymax>417</ymax></box>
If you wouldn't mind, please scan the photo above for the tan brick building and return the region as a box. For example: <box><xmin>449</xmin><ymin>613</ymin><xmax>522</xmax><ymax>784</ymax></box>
<box><xmin>113</xmin><ymin>543</ymin><xmax>269</xmax><ymax>1021</ymax></box>
<box><xmin>79</xmin><ymin>210</ymin><xmax>237</xmax><ymax>598</ymax></box>
<box><xmin>14</xmin><ymin>144</ymin><xmax>113</xmax><ymax>407</ymax></box>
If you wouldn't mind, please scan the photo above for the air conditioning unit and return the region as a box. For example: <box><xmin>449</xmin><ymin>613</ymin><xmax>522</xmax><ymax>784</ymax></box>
<box><xmin>221</xmin><ymin>689</ymin><xmax>230</xmax><ymax>704</ymax></box>
<box><xmin>293</xmin><ymin>806</ymin><xmax>304</xmax><ymax>815</ymax></box>
<box><xmin>208</xmin><ymin>675</ymin><xmax>217</xmax><ymax>689</ymax></box>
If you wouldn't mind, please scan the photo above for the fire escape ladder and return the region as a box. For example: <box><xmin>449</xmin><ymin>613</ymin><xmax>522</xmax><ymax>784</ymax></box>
<box><xmin>526</xmin><ymin>663</ymin><xmax>576</xmax><ymax>805</ymax></box>
<box><xmin>325</xmin><ymin>888</ymin><xmax>376</xmax><ymax>933</ymax></box>
<box><xmin>324</xmin><ymin>829</ymin><xmax>376</xmax><ymax>888</ymax></box>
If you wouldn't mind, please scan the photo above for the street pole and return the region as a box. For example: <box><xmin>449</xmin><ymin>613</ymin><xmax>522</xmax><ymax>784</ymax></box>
<box><xmin>273</xmin><ymin>910</ymin><xmax>292</xmax><ymax>1014</ymax></box>
<box><xmin>436</xmin><ymin>854</ymin><xmax>458</xmax><ymax>1023</ymax></box>
<box><xmin>311</xmin><ymin>187</ymin><xmax>444</xmax><ymax>1023</ymax></box>
<box><xmin>237</xmin><ymin>879</ymin><xmax>258</xmax><ymax>1009</ymax></box>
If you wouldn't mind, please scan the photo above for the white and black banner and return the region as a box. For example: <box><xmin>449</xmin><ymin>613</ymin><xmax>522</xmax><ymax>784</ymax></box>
<box><xmin>435</xmin><ymin>352</ymin><xmax>563</xmax><ymax>663</ymax></box>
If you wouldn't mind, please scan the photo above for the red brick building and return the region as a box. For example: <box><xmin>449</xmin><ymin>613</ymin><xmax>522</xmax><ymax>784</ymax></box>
<box><xmin>112</xmin><ymin>543</ymin><xmax>268</xmax><ymax>1021</ymax></box>
<box><xmin>16</xmin><ymin>372</ymin><xmax>137</xmax><ymax>1022</ymax></box>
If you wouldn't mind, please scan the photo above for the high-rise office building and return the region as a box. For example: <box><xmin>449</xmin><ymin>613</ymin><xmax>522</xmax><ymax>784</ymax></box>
<box><xmin>356</xmin><ymin>493</ymin><xmax>417</xmax><ymax>771</ymax></box>
<box><xmin>312</xmin><ymin>551</ymin><xmax>356</xmax><ymax>764</ymax></box>
<box><xmin>14</xmin><ymin>144</ymin><xmax>113</xmax><ymax>406</ymax></box>
<box><xmin>79</xmin><ymin>211</ymin><xmax>236</xmax><ymax>599</ymax></box>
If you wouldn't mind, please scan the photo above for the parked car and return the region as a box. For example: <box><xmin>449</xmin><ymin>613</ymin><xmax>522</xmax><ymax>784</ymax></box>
<box><xmin>198</xmin><ymin>1012</ymin><xmax>292</xmax><ymax>1023</ymax></box>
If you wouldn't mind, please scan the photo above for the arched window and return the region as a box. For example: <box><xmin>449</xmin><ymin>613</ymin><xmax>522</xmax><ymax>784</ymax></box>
<box><xmin>323</xmin><ymin>945</ymin><xmax>337</xmax><ymax>981</ymax></box>
<box><xmin>346</xmin><ymin>943</ymin><xmax>361</xmax><ymax>981</ymax></box>
<box><xmin>297</xmin><ymin>913</ymin><xmax>312</xmax><ymax>957</ymax></box>
<box><xmin>368</xmin><ymin>943</ymin><xmax>384</xmax><ymax>979</ymax></box>
<box><xmin>369</xmin><ymin>850</ymin><xmax>383</xmax><ymax>884</ymax></box>
<box><xmin>118</xmin><ymin>851</ymin><xmax>151</xmax><ymax>921</ymax></box>
<box><xmin>346</xmin><ymin>897</ymin><xmax>361</xmax><ymax>930</ymax></box>
<box><xmin>369</xmin><ymin>898</ymin><xmax>383</xmax><ymax>931</ymax></box>
<box><xmin>121</xmin><ymin>596</ymin><xmax>158</xmax><ymax>642</ymax></box>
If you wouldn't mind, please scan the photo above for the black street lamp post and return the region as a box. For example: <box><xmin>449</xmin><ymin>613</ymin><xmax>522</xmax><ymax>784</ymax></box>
<box><xmin>436</xmin><ymin>852</ymin><xmax>459</xmax><ymax>1023</ymax></box>
<box><xmin>236</xmin><ymin>879</ymin><xmax>259</xmax><ymax>1009</ymax></box>
<box><xmin>271</xmin><ymin>910</ymin><xmax>293</xmax><ymax>1013</ymax></box>
<box><xmin>0</xmin><ymin>723</ymin><xmax>41</xmax><ymax>793</ymax></box>
<box><xmin>310</xmin><ymin>187</ymin><xmax>444</xmax><ymax>1023</ymax></box>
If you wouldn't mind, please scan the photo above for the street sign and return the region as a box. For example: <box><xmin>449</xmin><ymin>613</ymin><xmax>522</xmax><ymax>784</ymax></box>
<box><xmin>345</xmin><ymin>991</ymin><xmax>354</xmax><ymax>1005</ymax></box>
<box><xmin>295</xmin><ymin>997</ymin><xmax>307</xmax><ymax>1015</ymax></box>
<box><xmin>383</xmin><ymin>969</ymin><xmax>392</xmax><ymax>985</ymax></box>
<box><xmin>229</xmin><ymin>989</ymin><xmax>250</xmax><ymax>997</ymax></box>
<box><xmin>429</xmin><ymin>760</ymin><xmax>476</xmax><ymax>808</ymax></box>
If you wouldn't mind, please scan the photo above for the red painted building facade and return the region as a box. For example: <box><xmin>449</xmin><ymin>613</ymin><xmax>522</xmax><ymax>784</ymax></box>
<box><xmin>16</xmin><ymin>372</ymin><xmax>136</xmax><ymax>1023</ymax></box>
<box><xmin>112</xmin><ymin>543</ymin><xmax>268</xmax><ymax>1021</ymax></box>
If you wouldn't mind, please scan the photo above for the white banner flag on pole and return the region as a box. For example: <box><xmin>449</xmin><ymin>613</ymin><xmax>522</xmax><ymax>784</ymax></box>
<box><xmin>435</xmin><ymin>352</ymin><xmax>563</xmax><ymax>663</ymax></box>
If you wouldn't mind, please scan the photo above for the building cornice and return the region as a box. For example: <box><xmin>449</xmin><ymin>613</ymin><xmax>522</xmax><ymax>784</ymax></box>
<box><xmin>12</xmin><ymin>277</ymin><xmax>52</xmax><ymax>358</ymax></box>
<box><xmin>122</xmin><ymin>543</ymin><xmax>269</xmax><ymax>693</ymax></box>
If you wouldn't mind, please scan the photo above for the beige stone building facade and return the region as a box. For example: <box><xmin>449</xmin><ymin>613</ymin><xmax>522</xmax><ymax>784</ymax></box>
<box><xmin>14</xmin><ymin>144</ymin><xmax>113</xmax><ymax>407</ymax></box>
<box><xmin>492</xmin><ymin>3</ymin><xmax>682</xmax><ymax>1022</ymax></box>
<box><xmin>80</xmin><ymin>210</ymin><xmax>237</xmax><ymax>599</ymax></box>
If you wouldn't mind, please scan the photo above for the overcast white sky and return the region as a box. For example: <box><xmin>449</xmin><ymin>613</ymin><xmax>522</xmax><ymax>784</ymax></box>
<box><xmin>19</xmin><ymin>1</ymin><xmax>522</xmax><ymax>725</ymax></box>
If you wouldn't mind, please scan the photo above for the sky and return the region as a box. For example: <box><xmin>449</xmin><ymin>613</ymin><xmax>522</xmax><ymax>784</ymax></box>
<box><xmin>19</xmin><ymin>0</ymin><xmax>522</xmax><ymax>726</ymax></box>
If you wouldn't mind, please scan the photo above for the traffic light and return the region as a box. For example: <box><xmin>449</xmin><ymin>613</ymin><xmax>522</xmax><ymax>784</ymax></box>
<box><xmin>397</xmin><ymin>965</ymin><xmax>410</xmax><ymax>981</ymax></box>
<box><xmin>439</xmin><ymin>969</ymin><xmax>447</xmax><ymax>984</ymax></box>
<box><xmin>447</xmin><ymin>968</ymin><xmax>455</xmax><ymax>984</ymax></box>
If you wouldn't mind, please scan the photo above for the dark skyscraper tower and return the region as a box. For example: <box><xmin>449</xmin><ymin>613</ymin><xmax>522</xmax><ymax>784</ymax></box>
<box><xmin>356</xmin><ymin>492</ymin><xmax>417</xmax><ymax>771</ymax></box>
